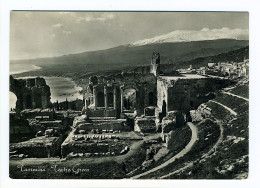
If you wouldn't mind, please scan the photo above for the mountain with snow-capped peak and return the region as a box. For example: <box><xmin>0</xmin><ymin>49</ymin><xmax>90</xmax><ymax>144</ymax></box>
<box><xmin>130</xmin><ymin>27</ymin><xmax>249</xmax><ymax>46</ymax></box>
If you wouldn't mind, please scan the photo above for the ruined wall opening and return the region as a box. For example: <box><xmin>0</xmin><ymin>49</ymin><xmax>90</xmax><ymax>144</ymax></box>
<box><xmin>26</xmin><ymin>95</ymin><xmax>32</xmax><ymax>109</ymax></box>
<box><xmin>107</xmin><ymin>92</ymin><xmax>113</xmax><ymax>107</ymax></box>
<box><xmin>149</xmin><ymin>92</ymin><xmax>157</xmax><ymax>106</ymax></box>
<box><xmin>190</xmin><ymin>101</ymin><xmax>194</xmax><ymax>108</ymax></box>
<box><xmin>159</xmin><ymin>100</ymin><xmax>167</xmax><ymax>122</ymax></box>
<box><xmin>34</xmin><ymin>94</ymin><xmax>42</xmax><ymax>108</ymax></box>
<box><xmin>162</xmin><ymin>100</ymin><xmax>167</xmax><ymax>117</ymax></box>
<box><xmin>9</xmin><ymin>92</ymin><xmax>17</xmax><ymax>111</ymax></box>
<box><xmin>97</xmin><ymin>92</ymin><xmax>105</xmax><ymax>107</ymax></box>
<box><xmin>123</xmin><ymin>89</ymin><xmax>136</xmax><ymax>112</ymax></box>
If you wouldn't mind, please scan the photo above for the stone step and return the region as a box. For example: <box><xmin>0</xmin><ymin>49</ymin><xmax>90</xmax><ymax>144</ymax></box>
<box><xmin>88</xmin><ymin>117</ymin><xmax>117</xmax><ymax>120</ymax></box>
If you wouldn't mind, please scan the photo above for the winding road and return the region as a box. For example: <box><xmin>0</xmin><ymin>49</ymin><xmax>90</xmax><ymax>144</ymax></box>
<box><xmin>130</xmin><ymin>122</ymin><xmax>198</xmax><ymax>179</ymax></box>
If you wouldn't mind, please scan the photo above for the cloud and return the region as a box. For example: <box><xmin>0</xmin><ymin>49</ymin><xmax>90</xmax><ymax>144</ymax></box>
<box><xmin>58</xmin><ymin>12</ymin><xmax>71</xmax><ymax>15</ymax></box>
<box><xmin>75</xmin><ymin>13</ymin><xmax>116</xmax><ymax>23</ymax></box>
<box><xmin>201</xmin><ymin>28</ymin><xmax>210</xmax><ymax>32</ymax></box>
<box><xmin>62</xmin><ymin>30</ymin><xmax>71</xmax><ymax>35</ymax></box>
<box><xmin>52</xmin><ymin>23</ymin><xmax>62</xmax><ymax>28</ymax></box>
<box><xmin>10</xmin><ymin>12</ymin><xmax>249</xmax><ymax>60</ymax></box>
<box><xmin>24</xmin><ymin>12</ymin><xmax>33</xmax><ymax>18</ymax></box>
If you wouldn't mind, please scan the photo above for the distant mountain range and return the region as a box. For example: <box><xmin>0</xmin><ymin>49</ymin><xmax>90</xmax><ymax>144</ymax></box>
<box><xmin>11</xmin><ymin>39</ymin><xmax>249</xmax><ymax>77</ymax></box>
<box><xmin>130</xmin><ymin>28</ymin><xmax>248</xmax><ymax>46</ymax></box>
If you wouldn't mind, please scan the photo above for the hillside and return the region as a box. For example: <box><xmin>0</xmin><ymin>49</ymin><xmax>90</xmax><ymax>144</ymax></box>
<box><xmin>11</xmin><ymin>39</ymin><xmax>248</xmax><ymax>78</ymax></box>
<box><xmin>160</xmin><ymin>45</ymin><xmax>249</xmax><ymax>70</ymax></box>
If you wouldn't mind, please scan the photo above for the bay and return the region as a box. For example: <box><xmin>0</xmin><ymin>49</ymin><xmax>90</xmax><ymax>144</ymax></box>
<box><xmin>11</xmin><ymin>76</ymin><xmax>83</xmax><ymax>107</ymax></box>
<box><xmin>10</xmin><ymin>63</ymin><xmax>83</xmax><ymax>109</ymax></box>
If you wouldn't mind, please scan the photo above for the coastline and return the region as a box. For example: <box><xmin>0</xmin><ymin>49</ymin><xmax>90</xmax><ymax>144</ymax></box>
<box><xmin>10</xmin><ymin>64</ymin><xmax>42</xmax><ymax>75</ymax></box>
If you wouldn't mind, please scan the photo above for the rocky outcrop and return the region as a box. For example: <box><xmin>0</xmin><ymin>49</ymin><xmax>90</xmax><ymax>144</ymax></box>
<box><xmin>190</xmin><ymin>103</ymin><xmax>212</xmax><ymax>122</ymax></box>
<box><xmin>10</xmin><ymin>112</ymin><xmax>31</xmax><ymax>134</ymax></box>
<box><xmin>161</xmin><ymin>111</ymin><xmax>185</xmax><ymax>133</ymax></box>
<box><xmin>134</xmin><ymin>117</ymin><xmax>157</xmax><ymax>133</ymax></box>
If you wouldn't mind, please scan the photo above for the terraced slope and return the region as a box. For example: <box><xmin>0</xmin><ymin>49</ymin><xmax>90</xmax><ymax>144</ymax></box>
<box><xmin>161</xmin><ymin>84</ymin><xmax>249</xmax><ymax>179</ymax></box>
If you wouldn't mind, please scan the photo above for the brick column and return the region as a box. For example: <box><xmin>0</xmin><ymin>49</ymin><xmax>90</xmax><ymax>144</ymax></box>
<box><xmin>104</xmin><ymin>86</ymin><xmax>108</xmax><ymax>110</ymax></box>
<box><xmin>84</xmin><ymin>96</ymin><xmax>87</xmax><ymax>111</ymax></box>
<box><xmin>120</xmin><ymin>85</ymin><xmax>124</xmax><ymax>113</ymax></box>
<box><xmin>93</xmin><ymin>86</ymin><xmax>97</xmax><ymax>110</ymax></box>
<box><xmin>113</xmin><ymin>86</ymin><xmax>117</xmax><ymax>110</ymax></box>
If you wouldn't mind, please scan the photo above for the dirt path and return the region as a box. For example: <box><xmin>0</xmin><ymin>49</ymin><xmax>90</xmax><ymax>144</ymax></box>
<box><xmin>130</xmin><ymin>122</ymin><xmax>198</xmax><ymax>179</ymax></box>
<box><xmin>222</xmin><ymin>91</ymin><xmax>249</xmax><ymax>102</ymax></box>
<box><xmin>210</xmin><ymin>100</ymin><xmax>238</xmax><ymax>116</ymax></box>
<box><xmin>159</xmin><ymin>119</ymin><xmax>224</xmax><ymax>179</ymax></box>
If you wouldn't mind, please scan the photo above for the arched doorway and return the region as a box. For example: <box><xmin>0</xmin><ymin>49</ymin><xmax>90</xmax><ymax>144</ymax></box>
<box><xmin>97</xmin><ymin>92</ymin><xmax>104</xmax><ymax>107</ymax></box>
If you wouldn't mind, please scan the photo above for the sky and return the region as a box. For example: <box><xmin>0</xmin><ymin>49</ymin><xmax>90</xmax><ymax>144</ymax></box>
<box><xmin>10</xmin><ymin>11</ymin><xmax>249</xmax><ymax>60</ymax></box>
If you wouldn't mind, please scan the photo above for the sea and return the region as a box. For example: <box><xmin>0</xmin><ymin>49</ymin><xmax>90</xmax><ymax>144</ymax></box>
<box><xmin>9</xmin><ymin>63</ymin><xmax>83</xmax><ymax>109</ymax></box>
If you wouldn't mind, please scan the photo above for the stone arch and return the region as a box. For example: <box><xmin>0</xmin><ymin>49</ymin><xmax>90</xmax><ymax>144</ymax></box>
<box><xmin>97</xmin><ymin>91</ymin><xmax>104</xmax><ymax>107</ymax></box>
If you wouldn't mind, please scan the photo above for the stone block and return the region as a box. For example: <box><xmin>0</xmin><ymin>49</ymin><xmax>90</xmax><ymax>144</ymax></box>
<box><xmin>134</xmin><ymin>117</ymin><xmax>156</xmax><ymax>133</ymax></box>
<box><xmin>144</xmin><ymin>107</ymin><xmax>156</xmax><ymax>116</ymax></box>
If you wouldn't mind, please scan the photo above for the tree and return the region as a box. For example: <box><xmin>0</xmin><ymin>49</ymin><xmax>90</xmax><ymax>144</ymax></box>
<box><xmin>56</xmin><ymin>100</ymin><xmax>59</xmax><ymax>111</ymax></box>
<box><xmin>65</xmin><ymin>98</ymin><xmax>69</xmax><ymax>110</ymax></box>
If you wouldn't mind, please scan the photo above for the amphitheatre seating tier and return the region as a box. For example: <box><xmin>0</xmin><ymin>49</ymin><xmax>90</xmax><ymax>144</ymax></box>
<box><xmin>229</xmin><ymin>84</ymin><xmax>249</xmax><ymax>99</ymax></box>
<box><xmin>140</xmin><ymin>119</ymin><xmax>220</xmax><ymax>179</ymax></box>
<box><xmin>214</xmin><ymin>93</ymin><xmax>248</xmax><ymax>115</ymax></box>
